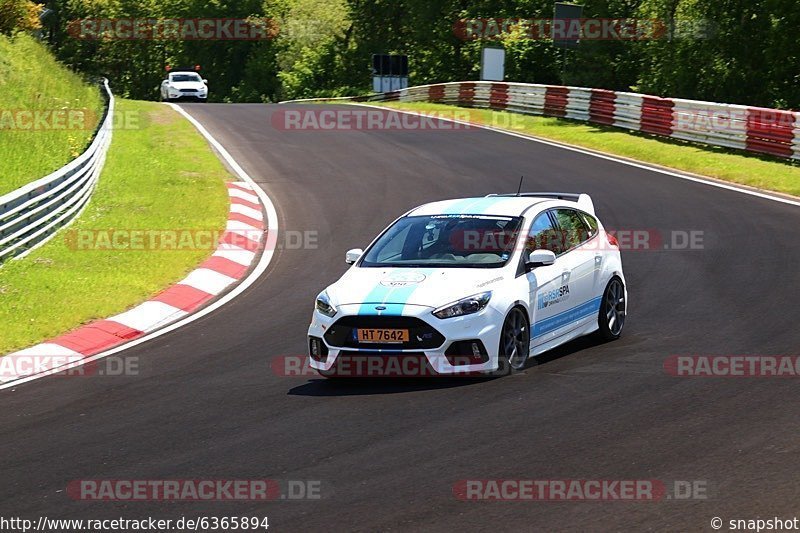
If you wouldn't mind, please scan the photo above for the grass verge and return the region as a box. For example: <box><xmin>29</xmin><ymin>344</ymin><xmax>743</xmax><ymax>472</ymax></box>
<box><xmin>0</xmin><ymin>34</ymin><xmax>104</xmax><ymax>196</ymax></box>
<box><xmin>374</xmin><ymin>101</ymin><xmax>800</xmax><ymax>197</ymax></box>
<box><xmin>0</xmin><ymin>99</ymin><xmax>231</xmax><ymax>354</ymax></box>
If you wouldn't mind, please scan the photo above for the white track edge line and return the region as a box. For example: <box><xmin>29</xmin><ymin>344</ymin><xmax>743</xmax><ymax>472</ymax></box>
<box><xmin>0</xmin><ymin>104</ymin><xmax>280</xmax><ymax>390</ymax></box>
<box><xmin>353</xmin><ymin>102</ymin><xmax>800</xmax><ymax>209</ymax></box>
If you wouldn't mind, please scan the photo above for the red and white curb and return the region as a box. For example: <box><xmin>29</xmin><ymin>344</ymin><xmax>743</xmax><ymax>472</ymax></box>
<box><xmin>0</xmin><ymin>181</ymin><xmax>267</xmax><ymax>385</ymax></box>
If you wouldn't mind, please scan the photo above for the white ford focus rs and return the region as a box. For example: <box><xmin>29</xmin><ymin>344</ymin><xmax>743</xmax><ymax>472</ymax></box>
<box><xmin>307</xmin><ymin>193</ymin><xmax>627</xmax><ymax>377</ymax></box>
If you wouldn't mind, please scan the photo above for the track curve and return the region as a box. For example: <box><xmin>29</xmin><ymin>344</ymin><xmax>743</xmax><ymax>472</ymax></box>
<box><xmin>1</xmin><ymin>103</ymin><xmax>799</xmax><ymax>531</ymax></box>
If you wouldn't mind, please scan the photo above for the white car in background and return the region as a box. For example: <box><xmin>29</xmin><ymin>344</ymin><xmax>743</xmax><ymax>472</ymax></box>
<box><xmin>307</xmin><ymin>193</ymin><xmax>628</xmax><ymax>377</ymax></box>
<box><xmin>160</xmin><ymin>71</ymin><xmax>208</xmax><ymax>102</ymax></box>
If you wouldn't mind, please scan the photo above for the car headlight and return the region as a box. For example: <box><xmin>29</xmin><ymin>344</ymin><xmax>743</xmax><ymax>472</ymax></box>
<box><xmin>315</xmin><ymin>291</ymin><xmax>337</xmax><ymax>318</ymax></box>
<box><xmin>432</xmin><ymin>291</ymin><xmax>492</xmax><ymax>319</ymax></box>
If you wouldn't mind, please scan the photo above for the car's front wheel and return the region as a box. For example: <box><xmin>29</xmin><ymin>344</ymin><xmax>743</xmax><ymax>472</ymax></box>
<box><xmin>598</xmin><ymin>277</ymin><xmax>626</xmax><ymax>340</ymax></box>
<box><xmin>499</xmin><ymin>307</ymin><xmax>530</xmax><ymax>373</ymax></box>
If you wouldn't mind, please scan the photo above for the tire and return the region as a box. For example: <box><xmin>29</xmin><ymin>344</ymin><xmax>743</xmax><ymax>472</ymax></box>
<box><xmin>497</xmin><ymin>307</ymin><xmax>531</xmax><ymax>374</ymax></box>
<box><xmin>598</xmin><ymin>277</ymin><xmax>626</xmax><ymax>341</ymax></box>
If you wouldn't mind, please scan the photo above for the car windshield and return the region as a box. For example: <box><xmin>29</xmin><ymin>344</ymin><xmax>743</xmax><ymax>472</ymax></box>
<box><xmin>360</xmin><ymin>214</ymin><xmax>523</xmax><ymax>268</ymax></box>
<box><xmin>171</xmin><ymin>74</ymin><xmax>201</xmax><ymax>82</ymax></box>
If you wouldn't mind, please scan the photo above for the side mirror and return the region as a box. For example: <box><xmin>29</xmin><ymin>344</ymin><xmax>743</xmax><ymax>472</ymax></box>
<box><xmin>345</xmin><ymin>248</ymin><xmax>363</xmax><ymax>265</ymax></box>
<box><xmin>526</xmin><ymin>249</ymin><xmax>556</xmax><ymax>270</ymax></box>
<box><xmin>202</xmin><ymin>79</ymin><xmax>208</xmax><ymax>84</ymax></box>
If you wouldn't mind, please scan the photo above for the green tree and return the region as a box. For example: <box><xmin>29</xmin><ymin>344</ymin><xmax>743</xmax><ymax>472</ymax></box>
<box><xmin>0</xmin><ymin>0</ymin><xmax>43</xmax><ymax>35</ymax></box>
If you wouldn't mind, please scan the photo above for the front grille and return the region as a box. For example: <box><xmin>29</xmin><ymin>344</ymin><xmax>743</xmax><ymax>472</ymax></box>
<box><xmin>338</xmin><ymin>351</ymin><xmax>426</xmax><ymax>357</ymax></box>
<box><xmin>324</xmin><ymin>316</ymin><xmax>445</xmax><ymax>350</ymax></box>
<box><xmin>180</xmin><ymin>89</ymin><xmax>197</xmax><ymax>93</ymax></box>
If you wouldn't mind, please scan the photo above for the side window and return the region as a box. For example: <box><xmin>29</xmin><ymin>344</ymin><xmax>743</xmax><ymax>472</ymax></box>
<box><xmin>525</xmin><ymin>212</ymin><xmax>563</xmax><ymax>255</ymax></box>
<box><xmin>553</xmin><ymin>209</ymin><xmax>591</xmax><ymax>251</ymax></box>
<box><xmin>581</xmin><ymin>211</ymin><xmax>599</xmax><ymax>238</ymax></box>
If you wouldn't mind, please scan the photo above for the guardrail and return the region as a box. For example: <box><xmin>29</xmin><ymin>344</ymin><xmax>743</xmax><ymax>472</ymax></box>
<box><xmin>0</xmin><ymin>79</ymin><xmax>114</xmax><ymax>264</ymax></box>
<box><xmin>292</xmin><ymin>81</ymin><xmax>800</xmax><ymax>161</ymax></box>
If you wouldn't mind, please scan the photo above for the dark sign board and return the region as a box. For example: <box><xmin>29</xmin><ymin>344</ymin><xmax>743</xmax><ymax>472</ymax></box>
<box><xmin>553</xmin><ymin>3</ymin><xmax>584</xmax><ymax>49</ymax></box>
<box><xmin>372</xmin><ymin>54</ymin><xmax>409</xmax><ymax>76</ymax></box>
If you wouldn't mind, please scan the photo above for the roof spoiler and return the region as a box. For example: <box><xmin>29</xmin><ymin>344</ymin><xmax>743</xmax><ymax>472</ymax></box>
<box><xmin>486</xmin><ymin>192</ymin><xmax>596</xmax><ymax>215</ymax></box>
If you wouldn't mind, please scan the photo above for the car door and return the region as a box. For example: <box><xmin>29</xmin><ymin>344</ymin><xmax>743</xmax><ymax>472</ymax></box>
<box><xmin>524</xmin><ymin>211</ymin><xmax>572</xmax><ymax>347</ymax></box>
<box><xmin>549</xmin><ymin>208</ymin><xmax>602</xmax><ymax>333</ymax></box>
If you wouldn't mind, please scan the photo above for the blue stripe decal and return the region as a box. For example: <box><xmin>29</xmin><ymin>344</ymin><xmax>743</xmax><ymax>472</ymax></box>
<box><xmin>478</xmin><ymin>197</ymin><xmax>519</xmax><ymax>215</ymax></box>
<box><xmin>358</xmin><ymin>284</ymin><xmax>394</xmax><ymax>315</ymax></box>
<box><xmin>357</xmin><ymin>269</ymin><xmax>435</xmax><ymax>316</ymax></box>
<box><xmin>358</xmin><ymin>303</ymin><xmax>406</xmax><ymax>315</ymax></box>
<box><xmin>440</xmin><ymin>197</ymin><xmax>500</xmax><ymax>215</ymax></box>
<box><xmin>437</xmin><ymin>197</ymin><xmax>526</xmax><ymax>217</ymax></box>
<box><xmin>532</xmin><ymin>296</ymin><xmax>602</xmax><ymax>339</ymax></box>
<box><xmin>471</xmin><ymin>197</ymin><xmax>511</xmax><ymax>214</ymax></box>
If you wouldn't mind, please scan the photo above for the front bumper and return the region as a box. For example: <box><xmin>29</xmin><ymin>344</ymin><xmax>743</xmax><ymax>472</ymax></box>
<box><xmin>307</xmin><ymin>304</ymin><xmax>504</xmax><ymax>376</ymax></box>
<box><xmin>167</xmin><ymin>92</ymin><xmax>207</xmax><ymax>101</ymax></box>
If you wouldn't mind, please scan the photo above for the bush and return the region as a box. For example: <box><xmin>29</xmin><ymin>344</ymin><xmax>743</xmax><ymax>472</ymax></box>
<box><xmin>0</xmin><ymin>0</ymin><xmax>42</xmax><ymax>35</ymax></box>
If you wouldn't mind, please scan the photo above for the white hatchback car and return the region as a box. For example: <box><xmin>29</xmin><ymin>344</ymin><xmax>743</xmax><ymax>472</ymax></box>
<box><xmin>160</xmin><ymin>71</ymin><xmax>208</xmax><ymax>102</ymax></box>
<box><xmin>307</xmin><ymin>193</ymin><xmax>627</xmax><ymax>376</ymax></box>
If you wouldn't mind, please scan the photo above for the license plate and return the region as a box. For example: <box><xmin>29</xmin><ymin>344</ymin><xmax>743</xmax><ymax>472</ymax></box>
<box><xmin>356</xmin><ymin>328</ymin><xmax>410</xmax><ymax>344</ymax></box>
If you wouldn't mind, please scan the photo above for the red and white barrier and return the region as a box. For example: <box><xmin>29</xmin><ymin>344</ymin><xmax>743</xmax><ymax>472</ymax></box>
<box><xmin>670</xmin><ymin>99</ymin><xmax>748</xmax><ymax>152</ymax></box>
<box><xmin>746</xmin><ymin>107</ymin><xmax>795</xmax><ymax>158</ymax></box>
<box><xmin>0</xmin><ymin>181</ymin><xmax>265</xmax><ymax>383</ymax></box>
<box><xmin>612</xmin><ymin>92</ymin><xmax>643</xmax><ymax>131</ymax></box>
<box><xmin>341</xmin><ymin>81</ymin><xmax>800</xmax><ymax>161</ymax></box>
<box><xmin>794</xmin><ymin>120</ymin><xmax>800</xmax><ymax>159</ymax></box>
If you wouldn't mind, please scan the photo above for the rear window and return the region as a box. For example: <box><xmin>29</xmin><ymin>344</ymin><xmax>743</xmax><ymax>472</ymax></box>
<box><xmin>171</xmin><ymin>73</ymin><xmax>201</xmax><ymax>82</ymax></box>
<box><xmin>553</xmin><ymin>209</ymin><xmax>593</xmax><ymax>252</ymax></box>
<box><xmin>581</xmin><ymin>211</ymin><xmax>599</xmax><ymax>238</ymax></box>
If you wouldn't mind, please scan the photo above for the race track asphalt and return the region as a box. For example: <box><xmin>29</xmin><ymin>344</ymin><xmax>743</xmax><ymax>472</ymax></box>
<box><xmin>2</xmin><ymin>103</ymin><xmax>799</xmax><ymax>531</ymax></box>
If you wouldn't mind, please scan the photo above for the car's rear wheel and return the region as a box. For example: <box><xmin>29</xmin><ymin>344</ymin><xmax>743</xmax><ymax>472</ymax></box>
<box><xmin>499</xmin><ymin>307</ymin><xmax>530</xmax><ymax>373</ymax></box>
<box><xmin>598</xmin><ymin>277</ymin><xmax>626</xmax><ymax>340</ymax></box>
